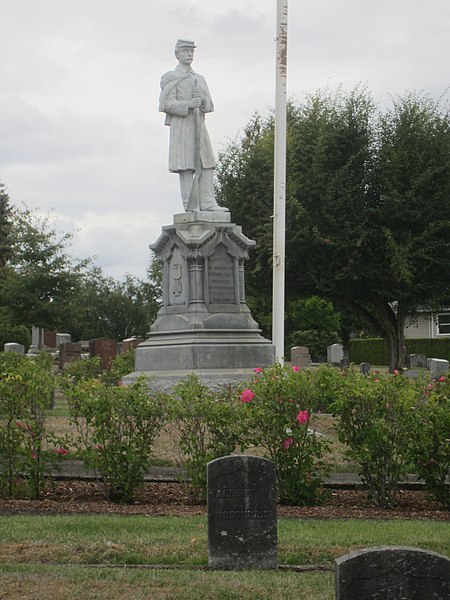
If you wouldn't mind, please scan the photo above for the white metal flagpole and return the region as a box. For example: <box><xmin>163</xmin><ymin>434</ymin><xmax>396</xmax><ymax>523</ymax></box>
<box><xmin>273</xmin><ymin>0</ymin><xmax>288</xmax><ymax>363</ymax></box>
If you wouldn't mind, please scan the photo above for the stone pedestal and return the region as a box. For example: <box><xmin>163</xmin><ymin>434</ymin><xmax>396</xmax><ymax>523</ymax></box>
<box><xmin>124</xmin><ymin>212</ymin><xmax>275</xmax><ymax>389</ymax></box>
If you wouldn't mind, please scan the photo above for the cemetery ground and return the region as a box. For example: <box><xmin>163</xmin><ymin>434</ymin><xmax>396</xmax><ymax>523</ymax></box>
<box><xmin>0</xmin><ymin>398</ymin><xmax>448</xmax><ymax>599</ymax></box>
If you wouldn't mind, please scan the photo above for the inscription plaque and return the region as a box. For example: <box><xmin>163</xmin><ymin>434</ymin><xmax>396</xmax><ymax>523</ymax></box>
<box><xmin>208</xmin><ymin>244</ymin><xmax>235</xmax><ymax>304</ymax></box>
<box><xmin>207</xmin><ymin>455</ymin><xmax>277</xmax><ymax>570</ymax></box>
<box><xmin>335</xmin><ymin>546</ymin><xmax>450</xmax><ymax>600</ymax></box>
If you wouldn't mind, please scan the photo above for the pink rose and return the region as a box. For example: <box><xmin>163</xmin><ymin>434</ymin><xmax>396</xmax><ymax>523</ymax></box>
<box><xmin>393</xmin><ymin>369</ymin><xmax>399</xmax><ymax>376</ymax></box>
<box><xmin>374</xmin><ymin>378</ymin><xmax>380</xmax><ymax>384</ymax></box>
<box><xmin>253</xmin><ymin>367</ymin><xmax>263</xmax><ymax>373</ymax></box>
<box><xmin>240</xmin><ymin>388</ymin><xmax>255</xmax><ymax>403</ymax></box>
<box><xmin>438</xmin><ymin>376</ymin><xmax>445</xmax><ymax>382</ymax></box>
<box><xmin>292</xmin><ymin>365</ymin><xmax>300</xmax><ymax>372</ymax></box>
<box><xmin>283</xmin><ymin>437</ymin><xmax>294</xmax><ymax>449</ymax></box>
<box><xmin>427</xmin><ymin>383</ymin><xmax>434</xmax><ymax>390</ymax></box>
<box><xmin>54</xmin><ymin>447</ymin><xmax>69</xmax><ymax>456</ymax></box>
<box><xmin>296</xmin><ymin>410</ymin><xmax>309</xmax><ymax>425</ymax></box>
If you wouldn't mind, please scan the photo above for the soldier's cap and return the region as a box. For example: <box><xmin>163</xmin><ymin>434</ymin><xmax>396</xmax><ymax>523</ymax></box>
<box><xmin>175</xmin><ymin>39</ymin><xmax>196</xmax><ymax>50</ymax></box>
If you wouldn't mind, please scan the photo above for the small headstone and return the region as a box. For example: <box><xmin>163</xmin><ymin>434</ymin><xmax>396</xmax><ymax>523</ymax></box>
<box><xmin>122</xmin><ymin>337</ymin><xmax>144</xmax><ymax>352</ymax></box>
<box><xmin>89</xmin><ymin>337</ymin><xmax>117</xmax><ymax>370</ymax></box>
<box><xmin>327</xmin><ymin>343</ymin><xmax>344</xmax><ymax>365</ymax></box>
<box><xmin>360</xmin><ymin>362</ymin><xmax>371</xmax><ymax>375</ymax></box>
<box><xmin>4</xmin><ymin>342</ymin><xmax>25</xmax><ymax>354</ymax></box>
<box><xmin>59</xmin><ymin>342</ymin><xmax>82</xmax><ymax>369</ymax></box>
<box><xmin>290</xmin><ymin>346</ymin><xmax>311</xmax><ymax>369</ymax></box>
<box><xmin>429</xmin><ymin>358</ymin><xmax>449</xmax><ymax>380</ymax></box>
<box><xmin>409</xmin><ymin>353</ymin><xmax>427</xmax><ymax>369</ymax></box>
<box><xmin>335</xmin><ymin>546</ymin><xmax>450</xmax><ymax>600</ymax></box>
<box><xmin>43</xmin><ymin>330</ymin><xmax>57</xmax><ymax>350</ymax></box>
<box><xmin>207</xmin><ymin>455</ymin><xmax>277</xmax><ymax>570</ymax></box>
<box><xmin>56</xmin><ymin>333</ymin><xmax>72</xmax><ymax>347</ymax></box>
<box><xmin>27</xmin><ymin>325</ymin><xmax>41</xmax><ymax>355</ymax></box>
<box><xmin>404</xmin><ymin>369</ymin><xmax>419</xmax><ymax>379</ymax></box>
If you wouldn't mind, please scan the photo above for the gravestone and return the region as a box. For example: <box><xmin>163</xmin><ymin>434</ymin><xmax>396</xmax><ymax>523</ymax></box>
<box><xmin>360</xmin><ymin>362</ymin><xmax>371</xmax><ymax>375</ymax></box>
<box><xmin>208</xmin><ymin>455</ymin><xmax>277</xmax><ymax>570</ymax></box>
<box><xmin>4</xmin><ymin>342</ymin><xmax>25</xmax><ymax>354</ymax></box>
<box><xmin>27</xmin><ymin>325</ymin><xmax>41</xmax><ymax>355</ymax></box>
<box><xmin>409</xmin><ymin>353</ymin><xmax>427</xmax><ymax>369</ymax></box>
<box><xmin>291</xmin><ymin>346</ymin><xmax>311</xmax><ymax>369</ymax></box>
<box><xmin>122</xmin><ymin>337</ymin><xmax>144</xmax><ymax>352</ymax></box>
<box><xmin>59</xmin><ymin>342</ymin><xmax>82</xmax><ymax>369</ymax></box>
<box><xmin>335</xmin><ymin>546</ymin><xmax>450</xmax><ymax>600</ymax></box>
<box><xmin>56</xmin><ymin>333</ymin><xmax>71</xmax><ymax>347</ymax></box>
<box><xmin>429</xmin><ymin>358</ymin><xmax>449</xmax><ymax>380</ymax></box>
<box><xmin>327</xmin><ymin>343</ymin><xmax>344</xmax><ymax>365</ymax></box>
<box><xmin>404</xmin><ymin>370</ymin><xmax>419</xmax><ymax>379</ymax></box>
<box><xmin>89</xmin><ymin>338</ymin><xmax>117</xmax><ymax>370</ymax></box>
<box><xmin>43</xmin><ymin>330</ymin><xmax>57</xmax><ymax>350</ymax></box>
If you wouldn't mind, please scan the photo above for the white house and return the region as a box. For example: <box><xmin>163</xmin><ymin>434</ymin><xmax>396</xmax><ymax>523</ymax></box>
<box><xmin>404</xmin><ymin>309</ymin><xmax>450</xmax><ymax>339</ymax></box>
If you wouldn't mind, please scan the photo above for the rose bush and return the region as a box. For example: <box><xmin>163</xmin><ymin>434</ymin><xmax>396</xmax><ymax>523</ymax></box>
<box><xmin>331</xmin><ymin>370</ymin><xmax>419</xmax><ymax>508</ymax></box>
<box><xmin>237</xmin><ymin>364</ymin><xmax>330</xmax><ymax>506</ymax></box>
<box><xmin>65</xmin><ymin>376</ymin><xmax>167</xmax><ymax>503</ymax></box>
<box><xmin>0</xmin><ymin>352</ymin><xmax>65</xmax><ymax>499</ymax></box>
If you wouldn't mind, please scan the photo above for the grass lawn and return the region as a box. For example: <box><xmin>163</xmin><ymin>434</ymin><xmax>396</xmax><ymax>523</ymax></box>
<box><xmin>0</xmin><ymin>514</ymin><xmax>448</xmax><ymax>599</ymax></box>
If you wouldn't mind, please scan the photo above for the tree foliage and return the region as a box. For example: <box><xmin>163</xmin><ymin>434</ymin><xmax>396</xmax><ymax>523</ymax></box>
<box><xmin>216</xmin><ymin>88</ymin><xmax>450</xmax><ymax>370</ymax></box>
<box><xmin>0</xmin><ymin>199</ymin><xmax>160</xmax><ymax>342</ymax></box>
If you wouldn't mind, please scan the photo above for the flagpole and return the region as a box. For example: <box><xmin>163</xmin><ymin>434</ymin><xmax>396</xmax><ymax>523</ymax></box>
<box><xmin>273</xmin><ymin>0</ymin><xmax>288</xmax><ymax>363</ymax></box>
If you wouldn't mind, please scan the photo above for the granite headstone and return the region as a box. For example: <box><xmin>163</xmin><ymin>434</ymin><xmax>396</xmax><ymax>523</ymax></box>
<box><xmin>327</xmin><ymin>343</ymin><xmax>344</xmax><ymax>365</ymax></box>
<box><xmin>208</xmin><ymin>455</ymin><xmax>277</xmax><ymax>570</ymax></box>
<box><xmin>335</xmin><ymin>546</ymin><xmax>450</xmax><ymax>600</ymax></box>
<box><xmin>291</xmin><ymin>346</ymin><xmax>311</xmax><ymax>369</ymax></box>
<box><xmin>89</xmin><ymin>338</ymin><xmax>117</xmax><ymax>370</ymax></box>
<box><xmin>360</xmin><ymin>362</ymin><xmax>371</xmax><ymax>375</ymax></box>
<box><xmin>429</xmin><ymin>358</ymin><xmax>449</xmax><ymax>380</ymax></box>
<box><xmin>409</xmin><ymin>353</ymin><xmax>427</xmax><ymax>369</ymax></box>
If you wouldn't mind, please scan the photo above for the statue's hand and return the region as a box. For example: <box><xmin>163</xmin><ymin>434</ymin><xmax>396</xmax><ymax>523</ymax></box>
<box><xmin>188</xmin><ymin>97</ymin><xmax>202</xmax><ymax>109</ymax></box>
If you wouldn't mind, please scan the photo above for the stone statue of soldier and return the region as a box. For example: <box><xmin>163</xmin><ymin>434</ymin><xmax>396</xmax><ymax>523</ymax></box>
<box><xmin>159</xmin><ymin>39</ymin><xmax>228</xmax><ymax>212</ymax></box>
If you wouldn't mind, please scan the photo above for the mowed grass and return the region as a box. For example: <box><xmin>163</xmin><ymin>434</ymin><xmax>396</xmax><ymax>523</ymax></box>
<box><xmin>0</xmin><ymin>515</ymin><xmax>448</xmax><ymax>600</ymax></box>
<box><xmin>0</xmin><ymin>514</ymin><xmax>448</xmax><ymax>567</ymax></box>
<box><xmin>0</xmin><ymin>564</ymin><xmax>334</xmax><ymax>600</ymax></box>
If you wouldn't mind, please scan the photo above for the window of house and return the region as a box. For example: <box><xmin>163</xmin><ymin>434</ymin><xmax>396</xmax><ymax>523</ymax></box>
<box><xmin>437</xmin><ymin>313</ymin><xmax>450</xmax><ymax>335</ymax></box>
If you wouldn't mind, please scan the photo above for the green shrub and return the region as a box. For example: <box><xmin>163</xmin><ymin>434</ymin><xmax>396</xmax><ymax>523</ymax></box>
<box><xmin>100</xmin><ymin>350</ymin><xmax>135</xmax><ymax>386</ymax></box>
<box><xmin>408</xmin><ymin>377</ymin><xmax>450</xmax><ymax>509</ymax></box>
<box><xmin>59</xmin><ymin>356</ymin><xmax>101</xmax><ymax>386</ymax></box>
<box><xmin>349</xmin><ymin>338</ymin><xmax>389</xmax><ymax>365</ymax></box>
<box><xmin>169</xmin><ymin>375</ymin><xmax>246</xmax><ymax>496</ymax></box>
<box><xmin>331</xmin><ymin>370</ymin><xmax>418</xmax><ymax>507</ymax></box>
<box><xmin>349</xmin><ymin>337</ymin><xmax>450</xmax><ymax>365</ymax></box>
<box><xmin>238</xmin><ymin>364</ymin><xmax>330</xmax><ymax>506</ymax></box>
<box><xmin>65</xmin><ymin>377</ymin><xmax>168</xmax><ymax>503</ymax></box>
<box><xmin>0</xmin><ymin>352</ymin><xmax>65</xmax><ymax>499</ymax></box>
<box><xmin>0</xmin><ymin>324</ymin><xmax>31</xmax><ymax>352</ymax></box>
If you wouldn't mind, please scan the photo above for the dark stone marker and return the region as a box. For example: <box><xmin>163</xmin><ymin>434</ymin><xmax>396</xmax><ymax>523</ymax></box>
<box><xmin>208</xmin><ymin>455</ymin><xmax>277</xmax><ymax>570</ymax></box>
<box><xmin>335</xmin><ymin>546</ymin><xmax>450</xmax><ymax>600</ymax></box>
<box><xmin>207</xmin><ymin>243</ymin><xmax>236</xmax><ymax>304</ymax></box>
<box><xmin>89</xmin><ymin>337</ymin><xmax>117</xmax><ymax>370</ymax></box>
<box><xmin>409</xmin><ymin>353</ymin><xmax>427</xmax><ymax>369</ymax></box>
<box><xmin>59</xmin><ymin>342</ymin><xmax>82</xmax><ymax>369</ymax></box>
<box><xmin>360</xmin><ymin>362</ymin><xmax>371</xmax><ymax>375</ymax></box>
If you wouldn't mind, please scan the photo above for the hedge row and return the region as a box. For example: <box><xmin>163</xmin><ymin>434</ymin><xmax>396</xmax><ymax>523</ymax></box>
<box><xmin>349</xmin><ymin>337</ymin><xmax>450</xmax><ymax>365</ymax></box>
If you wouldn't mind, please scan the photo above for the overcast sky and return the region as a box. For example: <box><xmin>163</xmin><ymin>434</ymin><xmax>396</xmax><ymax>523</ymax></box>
<box><xmin>1</xmin><ymin>0</ymin><xmax>449</xmax><ymax>279</ymax></box>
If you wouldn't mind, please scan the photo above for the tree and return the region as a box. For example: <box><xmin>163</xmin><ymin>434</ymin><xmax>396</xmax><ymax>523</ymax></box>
<box><xmin>0</xmin><ymin>206</ymin><xmax>88</xmax><ymax>337</ymax></box>
<box><xmin>287</xmin><ymin>296</ymin><xmax>341</xmax><ymax>361</ymax></box>
<box><xmin>217</xmin><ymin>89</ymin><xmax>450</xmax><ymax>370</ymax></box>
<box><xmin>0</xmin><ymin>182</ymin><xmax>12</xmax><ymax>267</ymax></box>
<box><xmin>63</xmin><ymin>265</ymin><xmax>161</xmax><ymax>341</ymax></box>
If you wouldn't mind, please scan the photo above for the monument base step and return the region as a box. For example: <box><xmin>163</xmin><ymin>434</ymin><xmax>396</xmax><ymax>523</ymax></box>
<box><xmin>122</xmin><ymin>367</ymin><xmax>256</xmax><ymax>391</ymax></box>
